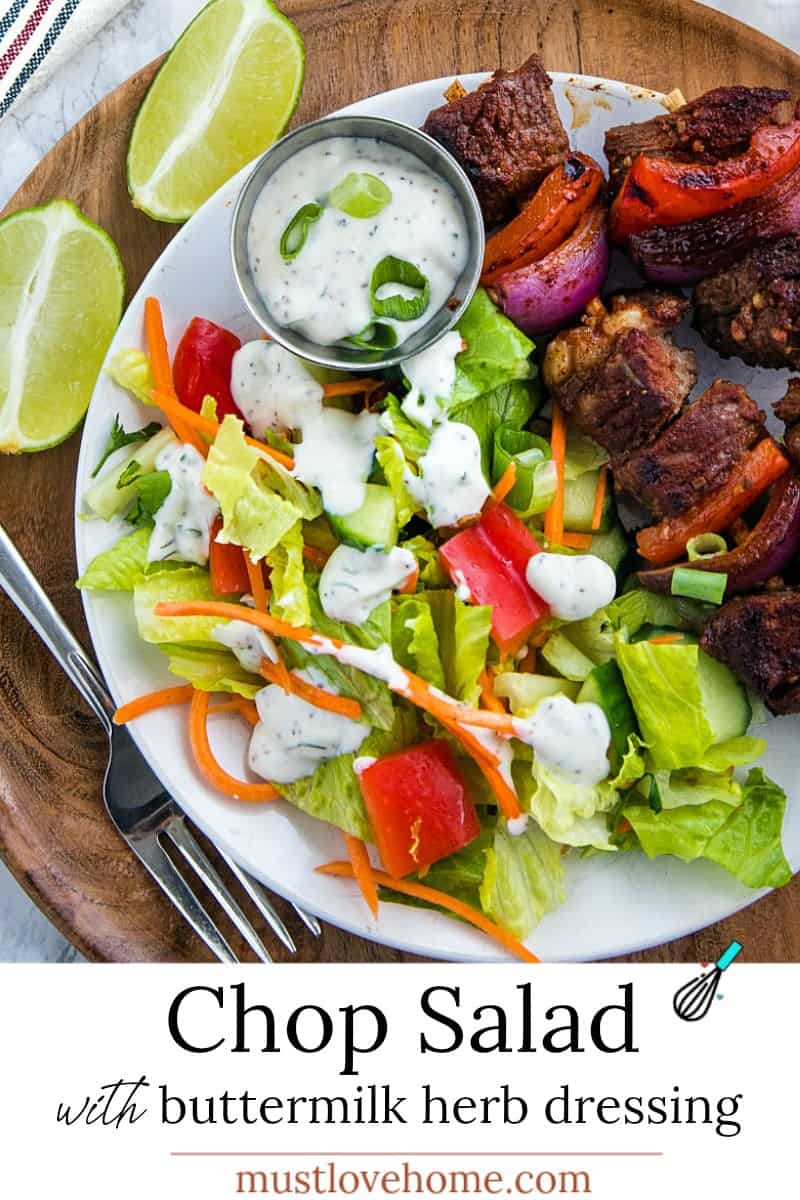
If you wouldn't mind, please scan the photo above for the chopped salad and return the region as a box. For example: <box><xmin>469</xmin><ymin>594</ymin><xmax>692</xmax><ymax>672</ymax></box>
<box><xmin>78</xmin><ymin>290</ymin><xmax>792</xmax><ymax>961</ymax></box>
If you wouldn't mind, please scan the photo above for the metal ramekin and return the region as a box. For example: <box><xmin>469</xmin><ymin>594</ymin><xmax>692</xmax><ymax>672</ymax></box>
<box><xmin>231</xmin><ymin>114</ymin><xmax>485</xmax><ymax>372</ymax></box>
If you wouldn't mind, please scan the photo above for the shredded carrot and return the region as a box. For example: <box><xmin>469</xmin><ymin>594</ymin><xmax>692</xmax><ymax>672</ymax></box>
<box><xmin>441</xmin><ymin>716</ymin><xmax>521</xmax><ymax>820</ymax></box>
<box><xmin>478</xmin><ymin>669</ymin><xmax>506</xmax><ymax>714</ymax></box>
<box><xmin>260</xmin><ymin>658</ymin><xmax>363</xmax><ymax>721</ymax></box>
<box><xmin>398</xmin><ymin>563</ymin><xmax>419</xmax><ymax>595</ymax></box>
<box><xmin>322</xmin><ymin>379</ymin><xmax>382</xmax><ymax>397</ymax></box>
<box><xmin>302</xmin><ymin>543</ymin><xmax>330</xmax><ymax>567</ymax></box>
<box><xmin>544</xmin><ymin>403</ymin><xmax>566</xmax><ymax>545</ymax></box>
<box><xmin>648</xmin><ymin>633</ymin><xmax>683</xmax><ymax>645</ymax></box>
<box><xmin>150</xmin><ymin>388</ymin><xmax>294</xmax><ymax>469</ymax></box>
<box><xmin>490</xmin><ymin>461</ymin><xmax>517</xmax><ymax>506</ymax></box>
<box><xmin>591</xmin><ymin>465</ymin><xmax>608</xmax><ymax>531</ymax></box>
<box><xmin>343</xmin><ymin>835</ymin><xmax>379</xmax><ymax>918</ymax></box>
<box><xmin>317</xmin><ymin>861</ymin><xmax>539</xmax><ymax>962</ymax></box>
<box><xmin>188</xmin><ymin>690</ymin><xmax>277</xmax><ymax>803</ymax></box>
<box><xmin>113</xmin><ymin>683</ymin><xmax>193</xmax><ymax>725</ymax></box>
<box><xmin>245</xmin><ymin>557</ymin><xmax>270</xmax><ymax>613</ymax></box>
<box><xmin>208</xmin><ymin>697</ymin><xmax>260</xmax><ymax>725</ymax></box>
<box><xmin>143</xmin><ymin>298</ymin><xmax>206</xmax><ymax>455</ymax></box>
<box><xmin>561</xmin><ymin>530</ymin><xmax>593</xmax><ymax>550</ymax></box>
<box><xmin>155</xmin><ymin>602</ymin><xmax>521</xmax><ymax>742</ymax></box>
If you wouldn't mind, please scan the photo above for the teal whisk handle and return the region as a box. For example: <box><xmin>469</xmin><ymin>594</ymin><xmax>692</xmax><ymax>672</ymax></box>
<box><xmin>716</xmin><ymin>940</ymin><xmax>742</xmax><ymax>971</ymax></box>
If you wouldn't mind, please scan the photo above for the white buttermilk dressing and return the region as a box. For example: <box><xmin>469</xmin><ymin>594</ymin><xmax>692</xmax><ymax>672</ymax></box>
<box><xmin>292</xmin><ymin>406</ymin><xmax>379</xmax><ymax>515</ymax></box>
<box><xmin>247</xmin><ymin>137</ymin><xmax>469</xmax><ymax>346</ymax></box>
<box><xmin>230</xmin><ymin>340</ymin><xmax>323</xmax><ymax>437</ymax></box>
<box><xmin>212</xmin><ymin>620</ymin><xmax>278</xmax><ymax>674</ymax></box>
<box><xmin>406</xmin><ymin>420</ymin><xmax>490</xmax><ymax>527</ymax></box>
<box><xmin>401</xmin><ymin>330</ymin><xmax>462</xmax><ymax>428</ymax></box>
<box><xmin>319</xmin><ymin>545</ymin><xmax>417</xmax><ymax>625</ymax></box>
<box><xmin>148</xmin><ymin>443</ymin><xmax>219</xmax><ymax>566</ymax></box>
<box><xmin>525</xmin><ymin>552</ymin><xmax>617</xmax><ymax>621</ymax></box>
<box><xmin>452</xmin><ymin>569</ymin><xmax>472</xmax><ymax>602</ymax></box>
<box><xmin>248</xmin><ymin>671</ymin><xmax>369</xmax><ymax>783</ymax></box>
<box><xmin>515</xmin><ymin>694</ymin><xmax>611</xmax><ymax>786</ymax></box>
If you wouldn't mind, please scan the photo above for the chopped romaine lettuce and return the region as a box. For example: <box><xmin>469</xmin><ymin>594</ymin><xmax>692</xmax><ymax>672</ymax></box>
<box><xmin>493</xmin><ymin>672</ymin><xmax>580</xmax><ymax>715</ymax></box>
<box><xmin>622</xmin><ymin>768</ymin><xmax>791</xmax><ymax>889</ymax></box>
<box><xmin>375</xmin><ymin>435</ymin><xmax>422</xmax><ymax>527</ymax></box>
<box><xmin>77</xmin><ymin>525</ymin><xmax>185</xmax><ymax>592</ymax></box>
<box><xmin>399</xmin><ymin>535</ymin><xmax>449</xmax><ymax>587</ymax></box>
<box><xmin>133</xmin><ymin>567</ymin><xmax>226</xmax><ymax>646</ymax></box>
<box><xmin>640</xmin><ymin>767</ymin><xmax>742</xmax><ymax>811</ymax></box>
<box><xmin>202</xmin><ymin>415</ymin><xmax>301</xmax><ymax>560</ymax></box>
<box><xmin>160</xmin><ymin>644</ymin><xmax>262</xmax><ymax>698</ymax></box>
<box><xmin>452</xmin><ymin>287</ymin><xmax>535</xmax><ymax>405</ymax></box>
<box><xmin>379</xmin><ymin>394</ymin><xmax>431</xmax><ymax>461</ymax></box>
<box><xmin>391</xmin><ymin>595</ymin><xmax>446</xmax><ymax>690</ymax></box>
<box><xmin>541</xmin><ymin>631</ymin><xmax>595</xmax><ymax>681</ymax></box>
<box><xmin>450</xmin><ymin>380</ymin><xmax>538</xmax><ymax>478</ymax></box>
<box><xmin>480</xmin><ymin>818</ymin><xmax>566</xmax><ymax>938</ymax></box>
<box><xmin>422</xmin><ymin>590</ymin><xmax>492</xmax><ymax>706</ymax></box>
<box><xmin>516</xmin><ymin>758</ymin><xmax>618</xmax><ymax>851</ymax></box>
<box><xmin>266</xmin><ymin>522</ymin><xmax>310</xmax><ymax>627</ymax></box>
<box><xmin>106</xmin><ymin>348</ymin><xmax>156</xmax><ymax>405</ymax></box>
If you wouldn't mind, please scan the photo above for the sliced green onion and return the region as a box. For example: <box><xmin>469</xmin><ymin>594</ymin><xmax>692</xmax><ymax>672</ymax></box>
<box><xmin>492</xmin><ymin>424</ymin><xmax>556</xmax><ymax>516</ymax></box>
<box><xmin>370</xmin><ymin>256</ymin><xmax>430</xmax><ymax>321</ymax></box>
<box><xmin>671</xmin><ymin>566</ymin><xmax>728</xmax><ymax>605</ymax></box>
<box><xmin>279</xmin><ymin>202</ymin><xmax>323</xmax><ymax>260</ymax></box>
<box><xmin>341</xmin><ymin>322</ymin><xmax>398</xmax><ymax>350</ymax></box>
<box><xmin>687</xmin><ymin>532</ymin><xmax>727</xmax><ymax>561</ymax></box>
<box><xmin>329</xmin><ymin>172</ymin><xmax>392</xmax><ymax>218</ymax></box>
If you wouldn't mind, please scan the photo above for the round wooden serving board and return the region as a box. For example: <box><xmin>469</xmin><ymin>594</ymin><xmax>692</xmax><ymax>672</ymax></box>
<box><xmin>2</xmin><ymin>0</ymin><xmax>800</xmax><ymax>964</ymax></box>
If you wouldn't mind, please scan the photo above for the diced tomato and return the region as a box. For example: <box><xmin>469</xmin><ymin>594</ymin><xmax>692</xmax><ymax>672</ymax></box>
<box><xmin>440</xmin><ymin>502</ymin><xmax>548</xmax><ymax>654</ymax></box>
<box><xmin>209</xmin><ymin>516</ymin><xmax>251</xmax><ymax>595</ymax></box>
<box><xmin>358</xmin><ymin>740</ymin><xmax>480</xmax><ymax>878</ymax></box>
<box><xmin>173</xmin><ymin>317</ymin><xmax>242</xmax><ymax>419</ymax></box>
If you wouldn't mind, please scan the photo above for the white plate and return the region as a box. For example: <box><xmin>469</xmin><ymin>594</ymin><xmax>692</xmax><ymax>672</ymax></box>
<box><xmin>75</xmin><ymin>73</ymin><xmax>800</xmax><ymax>962</ymax></box>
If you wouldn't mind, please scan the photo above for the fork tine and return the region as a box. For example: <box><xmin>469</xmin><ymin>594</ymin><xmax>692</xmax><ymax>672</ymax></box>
<box><xmin>163</xmin><ymin>819</ymin><xmax>273</xmax><ymax>963</ymax></box>
<box><xmin>132</xmin><ymin>834</ymin><xmax>238</xmax><ymax>963</ymax></box>
<box><xmin>292</xmin><ymin>904</ymin><xmax>322</xmax><ymax>938</ymax></box>
<box><xmin>218</xmin><ymin>850</ymin><xmax>297</xmax><ymax>955</ymax></box>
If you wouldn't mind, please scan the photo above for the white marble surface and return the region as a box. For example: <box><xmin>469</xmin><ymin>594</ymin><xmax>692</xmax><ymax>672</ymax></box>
<box><xmin>0</xmin><ymin>0</ymin><xmax>798</xmax><ymax>962</ymax></box>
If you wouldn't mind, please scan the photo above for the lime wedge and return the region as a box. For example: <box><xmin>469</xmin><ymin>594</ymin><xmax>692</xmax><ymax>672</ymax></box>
<box><xmin>0</xmin><ymin>200</ymin><xmax>125</xmax><ymax>454</ymax></box>
<box><xmin>128</xmin><ymin>0</ymin><xmax>305</xmax><ymax>222</ymax></box>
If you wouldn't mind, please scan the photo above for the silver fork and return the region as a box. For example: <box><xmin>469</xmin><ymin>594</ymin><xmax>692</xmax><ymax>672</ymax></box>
<box><xmin>0</xmin><ymin>522</ymin><xmax>321</xmax><ymax>963</ymax></box>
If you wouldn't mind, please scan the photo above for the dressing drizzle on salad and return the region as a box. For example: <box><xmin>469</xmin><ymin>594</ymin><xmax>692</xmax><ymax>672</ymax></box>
<box><xmin>320</xmin><ymin>545</ymin><xmax>417</xmax><ymax>625</ymax></box>
<box><xmin>231</xmin><ymin>340</ymin><xmax>323</xmax><ymax>438</ymax></box>
<box><xmin>148</xmin><ymin>443</ymin><xmax>219</xmax><ymax>566</ymax></box>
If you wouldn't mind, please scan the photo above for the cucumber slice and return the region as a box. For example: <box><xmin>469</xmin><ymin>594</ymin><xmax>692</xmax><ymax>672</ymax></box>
<box><xmin>697</xmin><ymin>650</ymin><xmax>751</xmax><ymax>744</ymax></box>
<box><xmin>563</xmin><ymin>469</ymin><xmax>614</xmax><ymax>533</ymax></box>
<box><xmin>541</xmin><ymin>632</ymin><xmax>595</xmax><ymax>681</ymax></box>
<box><xmin>589</xmin><ymin>522</ymin><xmax>631</xmax><ymax>575</ymax></box>
<box><xmin>328</xmin><ymin>484</ymin><xmax>397</xmax><ymax>549</ymax></box>
<box><xmin>578</xmin><ymin>660</ymin><xmax>638</xmax><ymax>763</ymax></box>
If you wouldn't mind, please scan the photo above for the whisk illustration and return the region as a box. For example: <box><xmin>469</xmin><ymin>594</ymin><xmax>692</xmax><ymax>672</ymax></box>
<box><xmin>673</xmin><ymin>941</ymin><xmax>743</xmax><ymax>1022</ymax></box>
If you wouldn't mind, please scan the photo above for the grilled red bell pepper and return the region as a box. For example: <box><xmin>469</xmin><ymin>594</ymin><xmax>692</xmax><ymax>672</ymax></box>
<box><xmin>358</xmin><ymin>740</ymin><xmax>480</xmax><ymax>878</ymax></box>
<box><xmin>209</xmin><ymin>516</ymin><xmax>251</xmax><ymax>595</ymax></box>
<box><xmin>610</xmin><ymin>116</ymin><xmax>800</xmax><ymax>242</ymax></box>
<box><xmin>440</xmin><ymin>502</ymin><xmax>549</xmax><ymax>655</ymax></box>
<box><xmin>173</xmin><ymin>317</ymin><xmax>242</xmax><ymax>419</ymax></box>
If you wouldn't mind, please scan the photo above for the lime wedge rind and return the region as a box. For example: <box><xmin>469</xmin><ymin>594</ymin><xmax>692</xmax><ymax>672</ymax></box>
<box><xmin>0</xmin><ymin>199</ymin><xmax>125</xmax><ymax>454</ymax></box>
<box><xmin>127</xmin><ymin>0</ymin><xmax>305</xmax><ymax>223</ymax></box>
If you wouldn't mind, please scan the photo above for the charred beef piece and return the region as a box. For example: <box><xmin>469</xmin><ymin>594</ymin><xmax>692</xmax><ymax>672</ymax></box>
<box><xmin>542</xmin><ymin>290</ymin><xmax>697</xmax><ymax>458</ymax></box>
<box><xmin>693</xmin><ymin>235</ymin><xmax>800</xmax><ymax>369</ymax></box>
<box><xmin>422</xmin><ymin>55</ymin><xmax>569</xmax><ymax>227</ymax></box>
<box><xmin>774</xmin><ymin>377</ymin><xmax>800</xmax><ymax>464</ymax></box>
<box><xmin>614</xmin><ymin>380</ymin><xmax>765</xmax><ymax>518</ymax></box>
<box><xmin>604</xmin><ymin>86</ymin><xmax>791</xmax><ymax>196</ymax></box>
<box><xmin>701</xmin><ymin>591</ymin><xmax>800</xmax><ymax>714</ymax></box>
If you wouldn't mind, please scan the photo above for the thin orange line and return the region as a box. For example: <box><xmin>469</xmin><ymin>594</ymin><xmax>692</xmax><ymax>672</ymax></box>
<box><xmin>170</xmin><ymin>1152</ymin><xmax>664</xmax><ymax>1158</ymax></box>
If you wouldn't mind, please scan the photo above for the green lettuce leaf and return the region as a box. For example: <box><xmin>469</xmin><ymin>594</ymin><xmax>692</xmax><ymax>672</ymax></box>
<box><xmin>517</xmin><ymin>759</ymin><xmax>617</xmax><ymax>851</ymax></box>
<box><xmin>78</xmin><ymin>526</ymin><xmax>152</xmax><ymax>591</ymax></box>
<box><xmin>133</xmin><ymin>567</ymin><xmax>225</xmax><ymax>646</ymax></box>
<box><xmin>106</xmin><ymin>348</ymin><xmax>155</xmax><ymax>405</ymax></box>
<box><xmin>422</xmin><ymin>590</ymin><xmax>492</xmax><ymax>706</ymax></box>
<box><xmin>266</xmin><ymin>522</ymin><xmax>310</xmax><ymax>627</ymax></box>
<box><xmin>391</xmin><ymin>595</ymin><xmax>446</xmax><ymax>690</ymax></box>
<box><xmin>622</xmin><ymin>768</ymin><xmax>791</xmax><ymax>888</ymax></box>
<box><xmin>609</xmin><ymin>733</ymin><xmax>648</xmax><ymax>791</ymax></box>
<box><xmin>479</xmin><ymin>818</ymin><xmax>566</xmax><ymax>939</ymax></box>
<box><xmin>160</xmin><ymin>644</ymin><xmax>262</xmax><ymax>698</ymax></box>
<box><xmin>452</xmin><ymin>287</ymin><xmax>535</xmax><ymax>404</ymax></box>
<box><xmin>399</xmin><ymin>535</ymin><xmax>449</xmax><ymax>587</ymax></box>
<box><xmin>275</xmin><ymin>705</ymin><xmax>419</xmax><ymax>840</ymax></box>
<box><xmin>493</xmin><ymin>673</ymin><xmax>580</xmax><ymax>715</ymax></box>
<box><xmin>699</xmin><ymin>736</ymin><xmax>766</xmax><ymax>771</ymax></box>
<box><xmin>491</xmin><ymin>424</ymin><xmax>557</xmax><ymax>516</ymax></box>
<box><xmin>450</xmin><ymin>380</ymin><xmax>538</xmax><ymax>477</ymax></box>
<box><xmin>202</xmin><ymin>415</ymin><xmax>301</xmax><ymax>559</ymax></box>
<box><xmin>379</xmin><ymin>394</ymin><xmax>431</xmax><ymax>461</ymax></box>
<box><xmin>375</xmin><ymin>435</ymin><xmax>422</xmax><ymax>527</ymax></box>
<box><xmin>563</xmin><ymin>427</ymin><xmax>608</xmax><ymax>480</ymax></box>
<box><xmin>642</xmin><ymin>767</ymin><xmax>742</xmax><ymax>811</ymax></box>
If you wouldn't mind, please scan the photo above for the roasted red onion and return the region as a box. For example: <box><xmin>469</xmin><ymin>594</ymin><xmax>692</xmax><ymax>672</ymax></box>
<box><xmin>628</xmin><ymin>158</ymin><xmax>800</xmax><ymax>284</ymax></box>
<box><xmin>487</xmin><ymin>203</ymin><xmax>610</xmax><ymax>335</ymax></box>
<box><xmin>638</xmin><ymin>471</ymin><xmax>800</xmax><ymax>595</ymax></box>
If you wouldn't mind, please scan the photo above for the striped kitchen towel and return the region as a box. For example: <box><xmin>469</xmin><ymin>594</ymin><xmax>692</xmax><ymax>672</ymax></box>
<box><xmin>0</xmin><ymin>0</ymin><xmax>131</xmax><ymax>120</ymax></box>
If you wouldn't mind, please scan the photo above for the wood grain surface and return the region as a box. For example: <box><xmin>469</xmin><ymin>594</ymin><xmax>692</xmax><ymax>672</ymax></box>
<box><xmin>1</xmin><ymin>0</ymin><xmax>799</xmax><ymax>964</ymax></box>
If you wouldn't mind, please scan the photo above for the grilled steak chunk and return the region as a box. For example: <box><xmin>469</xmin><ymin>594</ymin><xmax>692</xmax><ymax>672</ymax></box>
<box><xmin>693</xmin><ymin>234</ymin><xmax>800</xmax><ymax>369</ymax></box>
<box><xmin>614</xmin><ymin>380</ymin><xmax>765</xmax><ymax>518</ymax></box>
<box><xmin>542</xmin><ymin>290</ymin><xmax>697</xmax><ymax>458</ymax></box>
<box><xmin>604</xmin><ymin>86</ymin><xmax>791</xmax><ymax>196</ymax></box>
<box><xmin>775</xmin><ymin>378</ymin><xmax>800</xmax><ymax>464</ymax></box>
<box><xmin>701</xmin><ymin>591</ymin><xmax>800</xmax><ymax>714</ymax></box>
<box><xmin>423</xmin><ymin>55</ymin><xmax>569</xmax><ymax>227</ymax></box>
